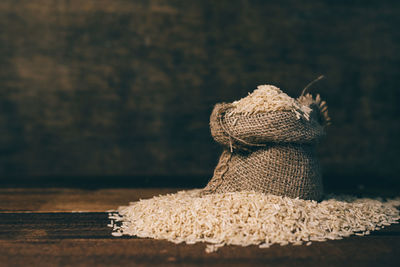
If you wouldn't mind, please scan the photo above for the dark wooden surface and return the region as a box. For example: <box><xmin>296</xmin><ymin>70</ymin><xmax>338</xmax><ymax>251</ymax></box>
<box><xmin>1</xmin><ymin>0</ymin><xmax>400</xmax><ymax>185</ymax></box>
<box><xmin>0</xmin><ymin>187</ymin><xmax>399</xmax><ymax>266</ymax></box>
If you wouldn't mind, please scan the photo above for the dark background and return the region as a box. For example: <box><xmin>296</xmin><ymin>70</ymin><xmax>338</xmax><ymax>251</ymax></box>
<box><xmin>0</xmin><ymin>0</ymin><xmax>399</xmax><ymax>190</ymax></box>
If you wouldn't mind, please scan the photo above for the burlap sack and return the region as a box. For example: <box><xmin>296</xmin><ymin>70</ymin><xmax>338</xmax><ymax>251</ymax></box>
<box><xmin>209</xmin><ymin>103</ymin><xmax>325</xmax><ymax>151</ymax></box>
<box><xmin>203</xmin><ymin>100</ymin><xmax>326</xmax><ymax>200</ymax></box>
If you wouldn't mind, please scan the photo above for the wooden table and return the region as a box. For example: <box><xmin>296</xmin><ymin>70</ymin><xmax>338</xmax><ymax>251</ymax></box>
<box><xmin>1</xmin><ymin>188</ymin><xmax>399</xmax><ymax>267</ymax></box>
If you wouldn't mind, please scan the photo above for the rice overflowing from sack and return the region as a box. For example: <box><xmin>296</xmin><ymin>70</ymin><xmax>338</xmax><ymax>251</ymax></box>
<box><xmin>108</xmin><ymin>190</ymin><xmax>400</xmax><ymax>253</ymax></box>
<box><xmin>229</xmin><ymin>85</ymin><xmax>312</xmax><ymax>120</ymax></box>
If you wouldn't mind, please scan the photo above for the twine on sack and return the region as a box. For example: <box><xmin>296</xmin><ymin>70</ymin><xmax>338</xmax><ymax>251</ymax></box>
<box><xmin>217</xmin><ymin>107</ymin><xmax>267</xmax><ymax>152</ymax></box>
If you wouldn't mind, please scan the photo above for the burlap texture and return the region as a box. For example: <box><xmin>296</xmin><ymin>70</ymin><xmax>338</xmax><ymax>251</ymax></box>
<box><xmin>210</xmin><ymin>103</ymin><xmax>324</xmax><ymax>151</ymax></box>
<box><xmin>203</xmin><ymin>102</ymin><xmax>325</xmax><ymax>200</ymax></box>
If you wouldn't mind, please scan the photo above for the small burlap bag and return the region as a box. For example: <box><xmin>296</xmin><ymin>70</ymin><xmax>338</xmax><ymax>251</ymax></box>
<box><xmin>203</xmin><ymin>95</ymin><xmax>328</xmax><ymax>200</ymax></box>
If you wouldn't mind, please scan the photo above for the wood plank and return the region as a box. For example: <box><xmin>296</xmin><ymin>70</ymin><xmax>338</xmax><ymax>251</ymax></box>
<box><xmin>1</xmin><ymin>187</ymin><xmax>398</xmax><ymax>212</ymax></box>
<box><xmin>1</xmin><ymin>236</ymin><xmax>399</xmax><ymax>267</ymax></box>
<box><xmin>1</xmin><ymin>212</ymin><xmax>398</xmax><ymax>241</ymax></box>
<box><xmin>0</xmin><ymin>187</ymin><xmax>399</xmax><ymax>267</ymax></box>
<box><xmin>0</xmin><ymin>188</ymin><xmax>183</xmax><ymax>212</ymax></box>
<box><xmin>0</xmin><ymin>213</ymin><xmax>111</xmax><ymax>240</ymax></box>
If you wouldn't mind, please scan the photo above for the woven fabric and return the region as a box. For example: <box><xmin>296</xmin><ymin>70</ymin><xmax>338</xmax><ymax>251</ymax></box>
<box><xmin>203</xmin><ymin>101</ymin><xmax>326</xmax><ymax>200</ymax></box>
<box><xmin>210</xmin><ymin>103</ymin><xmax>324</xmax><ymax>151</ymax></box>
<box><xmin>202</xmin><ymin>145</ymin><xmax>323</xmax><ymax>200</ymax></box>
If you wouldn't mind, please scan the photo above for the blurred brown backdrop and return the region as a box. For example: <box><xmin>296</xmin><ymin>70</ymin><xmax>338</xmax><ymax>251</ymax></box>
<box><xmin>0</xmin><ymin>0</ymin><xmax>399</xmax><ymax>189</ymax></box>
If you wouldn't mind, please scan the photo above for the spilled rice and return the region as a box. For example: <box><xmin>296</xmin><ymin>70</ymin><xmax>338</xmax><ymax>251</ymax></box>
<box><xmin>229</xmin><ymin>85</ymin><xmax>312</xmax><ymax>120</ymax></box>
<box><xmin>108</xmin><ymin>190</ymin><xmax>400</xmax><ymax>253</ymax></box>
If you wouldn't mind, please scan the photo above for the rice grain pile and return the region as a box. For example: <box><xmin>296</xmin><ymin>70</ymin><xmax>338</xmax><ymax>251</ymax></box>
<box><xmin>109</xmin><ymin>190</ymin><xmax>399</xmax><ymax>253</ymax></box>
<box><xmin>229</xmin><ymin>85</ymin><xmax>312</xmax><ymax>120</ymax></box>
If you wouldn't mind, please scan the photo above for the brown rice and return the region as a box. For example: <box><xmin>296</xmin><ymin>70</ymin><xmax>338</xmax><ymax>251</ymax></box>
<box><xmin>109</xmin><ymin>190</ymin><xmax>399</xmax><ymax>252</ymax></box>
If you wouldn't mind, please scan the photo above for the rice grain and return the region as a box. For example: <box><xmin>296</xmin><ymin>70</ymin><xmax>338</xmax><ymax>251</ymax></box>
<box><xmin>109</xmin><ymin>190</ymin><xmax>399</xmax><ymax>252</ymax></box>
<box><xmin>229</xmin><ymin>85</ymin><xmax>312</xmax><ymax>120</ymax></box>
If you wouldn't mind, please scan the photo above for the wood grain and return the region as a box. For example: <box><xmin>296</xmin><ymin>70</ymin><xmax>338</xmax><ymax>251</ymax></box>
<box><xmin>0</xmin><ymin>188</ymin><xmax>182</xmax><ymax>212</ymax></box>
<box><xmin>0</xmin><ymin>187</ymin><xmax>399</xmax><ymax>266</ymax></box>
<box><xmin>1</xmin><ymin>230</ymin><xmax>399</xmax><ymax>267</ymax></box>
<box><xmin>1</xmin><ymin>212</ymin><xmax>398</xmax><ymax>240</ymax></box>
<box><xmin>0</xmin><ymin>0</ymin><xmax>400</xmax><ymax>186</ymax></box>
